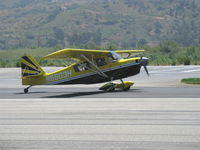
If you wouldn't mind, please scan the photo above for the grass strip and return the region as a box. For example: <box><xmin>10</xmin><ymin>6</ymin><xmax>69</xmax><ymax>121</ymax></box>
<box><xmin>181</xmin><ymin>78</ymin><xmax>200</xmax><ymax>84</ymax></box>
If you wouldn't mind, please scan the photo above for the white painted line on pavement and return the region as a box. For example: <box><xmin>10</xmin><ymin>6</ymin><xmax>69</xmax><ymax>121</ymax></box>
<box><xmin>183</xmin><ymin>69</ymin><xmax>200</xmax><ymax>73</ymax></box>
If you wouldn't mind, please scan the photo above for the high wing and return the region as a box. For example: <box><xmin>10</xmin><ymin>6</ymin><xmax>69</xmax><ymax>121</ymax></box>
<box><xmin>43</xmin><ymin>49</ymin><xmax>110</xmax><ymax>61</ymax></box>
<box><xmin>115</xmin><ymin>50</ymin><xmax>145</xmax><ymax>59</ymax></box>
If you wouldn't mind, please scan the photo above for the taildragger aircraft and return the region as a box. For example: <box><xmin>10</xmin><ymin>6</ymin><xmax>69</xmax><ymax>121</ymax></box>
<box><xmin>21</xmin><ymin>49</ymin><xmax>149</xmax><ymax>93</ymax></box>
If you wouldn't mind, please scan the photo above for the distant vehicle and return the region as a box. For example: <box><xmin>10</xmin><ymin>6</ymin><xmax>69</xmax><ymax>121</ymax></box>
<box><xmin>21</xmin><ymin>49</ymin><xmax>149</xmax><ymax>93</ymax></box>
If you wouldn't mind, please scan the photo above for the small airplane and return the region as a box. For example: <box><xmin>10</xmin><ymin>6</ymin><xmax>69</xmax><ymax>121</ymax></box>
<box><xmin>21</xmin><ymin>49</ymin><xmax>149</xmax><ymax>93</ymax></box>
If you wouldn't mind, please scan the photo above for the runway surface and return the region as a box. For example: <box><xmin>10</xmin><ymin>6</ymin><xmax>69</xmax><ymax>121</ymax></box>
<box><xmin>0</xmin><ymin>98</ymin><xmax>200</xmax><ymax>150</ymax></box>
<box><xmin>1</xmin><ymin>87</ymin><xmax>200</xmax><ymax>98</ymax></box>
<box><xmin>0</xmin><ymin>66</ymin><xmax>200</xmax><ymax>149</ymax></box>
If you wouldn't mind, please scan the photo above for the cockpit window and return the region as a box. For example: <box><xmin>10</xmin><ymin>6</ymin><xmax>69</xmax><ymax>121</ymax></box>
<box><xmin>73</xmin><ymin>61</ymin><xmax>91</xmax><ymax>72</ymax></box>
<box><xmin>95</xmin><ymin>58</ymin><xmax>107</xmax><ymax>67</ymax></box>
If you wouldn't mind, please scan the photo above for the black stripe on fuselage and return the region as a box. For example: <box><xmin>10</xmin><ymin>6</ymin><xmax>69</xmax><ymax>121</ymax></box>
<box><xmin>22</xmin><ymin>56</ymin><xmax>38</xmax><ymax>69</ymax></box>
<box><xmin>22</xmin><ymin>72</ymin><xmax>38</xmax><ymax>77</ymax></box>
<box><xmin>21</xmin><ymin>63</ymin><xmax>40</xmax><ymax>73</ymax></box>
<box><xmin>56</xmin><ymin>63</ymin><xmax>141</xmax><ymax>85</ymax></box>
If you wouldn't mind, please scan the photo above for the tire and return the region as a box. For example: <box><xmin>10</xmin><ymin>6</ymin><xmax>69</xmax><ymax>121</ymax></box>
<box><xmin>106</xmin><ymin>85</ymin><xmax>115</xmax><ymax>92</ymax></box>
<box><xmin>24</xmin><ymin>88</ymin><xmax>28</xmax><ymax>94</ymax></box>
<box><xmin>123</xmin><ymin>86</ymin><xmax>130</xmax><ymax>91</ymax></box>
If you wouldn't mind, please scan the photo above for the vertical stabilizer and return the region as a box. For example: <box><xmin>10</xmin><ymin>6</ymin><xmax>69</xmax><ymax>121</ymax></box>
<box><xmin>21</xmin><ymin>56</ymin><xmax>45</xmax><ymax>77</ymax></box>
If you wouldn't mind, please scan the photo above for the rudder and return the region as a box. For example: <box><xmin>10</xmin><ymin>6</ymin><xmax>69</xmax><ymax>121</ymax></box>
<box><xmin>21</xmin><ymin>56</ymin><xmax>45</xmax><ymax>77</ymax></box>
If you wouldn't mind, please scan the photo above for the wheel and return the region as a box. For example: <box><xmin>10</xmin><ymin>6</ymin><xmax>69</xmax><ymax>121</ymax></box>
<box><xmin>24</xmin><ymin>88</ymin><xmax>28</xmax><ymax>94</ymax></box>
<box><xmin>106</xmin><ymin>85</ymin><xmax>115</xmax><ymax>92</ymax></box>
<box><xmin>123</xmin><ymin>86</ymin><xmax>130</xmax><ymax>91</ymax></box>
<box><xmin>106</xmin><ymin>87</ymin><xmax>115</xmax><ymax>92</ymax></box>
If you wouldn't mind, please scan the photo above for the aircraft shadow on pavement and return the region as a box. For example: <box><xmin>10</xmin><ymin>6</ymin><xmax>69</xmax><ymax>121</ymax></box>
<box><xmin>14</xmin><ymin>91</ymin><xmax>48</xmax><ymax>95</ymax></box>
<box><xmin>42</xmin><ymin>89</ymin><xmax>143</xmax><ymax>98</ymax></box>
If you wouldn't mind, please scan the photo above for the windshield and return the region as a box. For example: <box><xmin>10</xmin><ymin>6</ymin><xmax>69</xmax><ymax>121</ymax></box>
<box><xmin>108</xmin><ymin>51</ymin><xmax>122</xmax><ymax>61</ymax></box>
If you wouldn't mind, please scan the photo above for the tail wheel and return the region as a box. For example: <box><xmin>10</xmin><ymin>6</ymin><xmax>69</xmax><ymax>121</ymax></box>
<box><xmin>24</xmin><ymin>88</ymin><xmax>29</xmax><ymax>94</ymax></box>
<box><xmin>24</xmin><ymin>85</ymin><xmax>32</xmax><ymax>94</ymax></box>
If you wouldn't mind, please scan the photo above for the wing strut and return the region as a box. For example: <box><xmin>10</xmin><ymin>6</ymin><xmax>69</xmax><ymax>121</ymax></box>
<box><xmin>80</xmin><ymin>54</ymin><xmax>109</xmax><ymax>79</ymax></box>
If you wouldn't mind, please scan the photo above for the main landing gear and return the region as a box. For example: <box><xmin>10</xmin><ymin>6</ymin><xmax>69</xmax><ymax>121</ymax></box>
<box><xmin>119</xmin><ymin>79</ymin><xmax>132</xmax><ymax>91</ymax></box>
<box><xmin>24</xmin><ymin>85</ymin><xmax>32</xmax><ymax>94</ymax></box>
<box><xmin>99</xmin><ymin>79</ymin><xmax>134</xmax><ymax>92</ymax></box>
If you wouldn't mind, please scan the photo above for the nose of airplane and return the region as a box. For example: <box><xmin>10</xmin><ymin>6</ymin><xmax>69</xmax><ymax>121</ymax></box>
<box><xmin>138</xmin><ymin>57</ymin><xmax>149</xmax><ymax>65</ymax></box>
<box><xmin>138</xmin><ymin>57</ymin><xmax>149</xmax><ymax>76</ymax></box>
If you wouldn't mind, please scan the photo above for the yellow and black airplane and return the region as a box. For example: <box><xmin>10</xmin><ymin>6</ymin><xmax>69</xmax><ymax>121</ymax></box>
<box><xmin>21</xmin><ymin>49</ymin><xmax>149</xmax><ymax>93</ymax></box>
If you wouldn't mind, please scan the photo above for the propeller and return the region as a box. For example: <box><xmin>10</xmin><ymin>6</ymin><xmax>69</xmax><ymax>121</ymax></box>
<box><xmin>144</xmin><ymin>65</ymin><xmax>149</xmax><ymax>76</ymax></box>
<box><xmin>139</xmin><ymin>57</ymin><xmax>149</xmax><ymax>76</ymax></box>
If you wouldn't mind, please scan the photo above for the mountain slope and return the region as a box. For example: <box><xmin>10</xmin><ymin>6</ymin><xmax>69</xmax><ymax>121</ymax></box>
<box><xmin>0</xmin><ymin>0</ymin><xmax>200</xmax><ymax>49</ymax></box>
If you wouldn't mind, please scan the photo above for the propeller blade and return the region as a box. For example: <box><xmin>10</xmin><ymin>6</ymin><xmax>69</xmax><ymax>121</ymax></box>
<box><xmin>144</xmin><ymin>65</ymin><xmax>149</xmax><ymax>76</ymax></box>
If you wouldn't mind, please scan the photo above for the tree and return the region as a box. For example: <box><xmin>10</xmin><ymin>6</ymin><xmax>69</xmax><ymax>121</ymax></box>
<box><xmin>53</xmin><ymin>27</ymin><xmax>65</xmax><ymax>46</ymax></box>
<box><xmin>105</xmin><ymin>43</ymin><xmax>118</xmax><ymax>50</ymax></box>
<box><xmin>93</xmin><ymin>30</ymin><xmax>102</xmax><ymax>45</ymax></box>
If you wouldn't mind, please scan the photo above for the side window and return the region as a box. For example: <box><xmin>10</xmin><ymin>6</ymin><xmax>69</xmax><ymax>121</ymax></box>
<box><xmin>95</xmin><ymin>58</ymin><xmax>107</xmax><ymax>67</ymax></box>
<box><xmin>73</xmin><ymin>65</ymin><xmax>80</xmax><ymax>72</ymax></box>
<box><xmin>73</xmin><ymin>62</ymin><xmax>91</xmax><ymax>72</ymax></box>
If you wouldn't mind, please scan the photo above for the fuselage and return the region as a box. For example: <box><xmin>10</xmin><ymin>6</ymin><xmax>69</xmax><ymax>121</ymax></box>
<box><xmin>52</xmin><ymin>59</ymin><xmax>141</xmax><ymax>85</ymax></box>
<box><xmin>46</xmin><ymin>57</ymin><xmax>141</xmax><ymax>85</ymax></box>
<box><xmin>22</xmin><ymin>57</ymin><xmax>142</xmax><ymax>85</ymax></box>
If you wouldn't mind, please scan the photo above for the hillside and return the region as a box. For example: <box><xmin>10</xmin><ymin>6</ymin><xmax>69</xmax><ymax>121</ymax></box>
<box><xmin>0</xmin><ymin>0</ymin><xmax>200</xmax><ymax>49</ymax></box>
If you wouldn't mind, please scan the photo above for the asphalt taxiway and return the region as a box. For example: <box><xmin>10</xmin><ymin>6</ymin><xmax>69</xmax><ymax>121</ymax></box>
<box><xmin>1</xmin><ymin>86</ymin><xmax>200</xmax><ymax>98</ymax></box>
<box><xmin>0</xmin><ymin>66</ymin><xmax>200</xmax><ymax>150</ymax></box>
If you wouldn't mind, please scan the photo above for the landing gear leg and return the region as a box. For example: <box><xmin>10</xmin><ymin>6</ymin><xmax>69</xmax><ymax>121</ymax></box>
<box><xmin>120</xmin><ymin>79</ymin><xmax>131</xmax><ymax>91</ymax></box>
<box><xmin>24</xmin><ymin>85</ymin><xmax>32</xmax><ymax>94</ymax></box>
<box><xmin>120</xmin><ymin>79</ymin><xmax>125</xmax><ymax>89</ymax></box>
<box><xmin>99</xmin><ymin>77</ymin><xmax>117</xmax><ymax>92</ymax></box>
<box><xmin>106</xmin><ymin>83</ymin><xmax>115</xmax><ymax>92</ymax></box>
<box><xmin>106</xmin><ymin>77</ymin><xmax>115</xmax><ymax>92</ymax></box>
